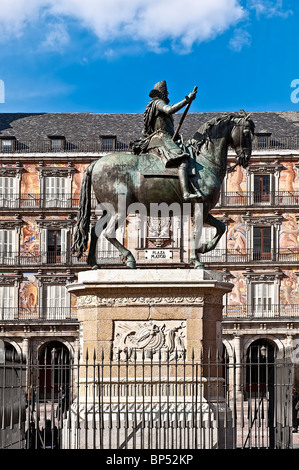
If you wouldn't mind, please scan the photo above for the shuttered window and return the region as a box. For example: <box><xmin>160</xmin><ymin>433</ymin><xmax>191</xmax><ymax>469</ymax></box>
<box><xmin>0</xmin><ymin>177</ymin><xmax>17</xmax><ymax>208</ymax></box>
<box><xmin>0</xmin><ymin>229</ymin><xmax>16</xmax><ymax>264</ymax></box>
<box><xmin>252</xmin><ymin>283</ymin><xmax>274</xmax><ymax>316</ymax></box>
<box><xmin>44</xmin><ymin>177</ymin><xmax>69</xmax><ymax>208</ymax></box>
<box><xmin>0</xmin><ymin>285</ymin><xmax>14</xmax><ymax>320</ymax></box>
<box><xmin>44</xmin><ymin>284</ymin><xmax>68</xmax><ymax>320</ymax></box>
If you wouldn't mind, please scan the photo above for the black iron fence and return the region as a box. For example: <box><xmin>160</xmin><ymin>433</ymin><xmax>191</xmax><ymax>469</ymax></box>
<box><xmin>0</xmin><ymin>346</ymin><xmax>293</xmax><ymax>450</ymax></box>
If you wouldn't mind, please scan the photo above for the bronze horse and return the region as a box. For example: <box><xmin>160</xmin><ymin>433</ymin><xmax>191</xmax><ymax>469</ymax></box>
<box><xmin>72</xmin><ymin>112</ymin><xmax>255</xmax><ymax>269</ymax></box>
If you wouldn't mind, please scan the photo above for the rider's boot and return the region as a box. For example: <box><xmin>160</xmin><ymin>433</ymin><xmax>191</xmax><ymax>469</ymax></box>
<box><xmin>178</xmin><ymin>161</ymin><xmax>202</xmax><ymax>201</ymax></box>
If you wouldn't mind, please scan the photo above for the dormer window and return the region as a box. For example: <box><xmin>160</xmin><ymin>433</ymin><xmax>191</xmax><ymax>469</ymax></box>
<box><xmin>0</xmin><ymin>137</ymin><xmax>15</xmax><ymax>153</ymax></box>
<box><xmin>255</xmin><ymin>131</ymin><xmax>271</xmax><ymax>149</ymax></box>
<box><xmin>100</xmin><ymin>135</ymin><xmax>116</xmax><ymax>151</ymax></box>
<box><xmin>48</xmin><ymin>135</ymin><xmax>65</xmax><ymax>151</ymax></box>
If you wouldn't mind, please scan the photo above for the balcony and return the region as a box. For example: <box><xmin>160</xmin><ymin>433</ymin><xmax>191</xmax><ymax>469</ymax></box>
<box><xmin>0</xmin><ymin>251</ymin><xmax>123</xmax><ymax>267</ymax></box>
<box><xmin>0</xmin><ymin>140</ymin><xmax>131</xmax><ymax>154</ymax></box>
<box><xmin>198</xmin><ymin>248</ymin><xmax>299</xmax><ymax>265</ymax></box>
<box><xmin>0</xmin><ymin>193</ymin><xmax>98</xmax><ymax>210</ymax></box>
<box><xmin>223</xmin><ymin>304</ymin><xmax>299</xmax><ymax>319</ymax></box>
<box><xmin>220</xmin><ymin>191</ymin><xmax>299</xmax><ymax>207</ymax></box>
<box><xmin>0</xmin><ymin>306</ymin><xmax>78</xmax><ymax>322</ymax></box>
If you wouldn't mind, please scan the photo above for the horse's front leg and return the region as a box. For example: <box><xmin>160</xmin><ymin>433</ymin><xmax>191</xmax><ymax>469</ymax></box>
<box><xmin>197</xmin><ymin>213</ymin><xmax>226</xmax><ymax>254</ymax></box>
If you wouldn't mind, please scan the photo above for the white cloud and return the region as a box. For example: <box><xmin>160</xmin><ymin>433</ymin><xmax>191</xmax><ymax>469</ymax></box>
<box><xmin>41</xmin><ymin>23</ymin><xmax>70</xmax><ymax>52</ymax></box>
<box><xmin>229</xmin><ymin>28</ymin><xmax>252</xmax><ymax>51</ymax></box>
<box><xmin>247</xmin><ymin>0</ymin><xmax>293</xmax><ymax>18</ymax></box>
<box><xmin>0</xmin><ymin>0</ymin><xmax>246</xmax><ymax>53</ymax></box>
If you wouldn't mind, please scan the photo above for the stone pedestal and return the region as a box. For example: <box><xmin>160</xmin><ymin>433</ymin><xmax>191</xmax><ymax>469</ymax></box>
<box><xmin>66</xmin><ymin>268</ymin><xmax>233</xmax><ymax>449</ymax></box>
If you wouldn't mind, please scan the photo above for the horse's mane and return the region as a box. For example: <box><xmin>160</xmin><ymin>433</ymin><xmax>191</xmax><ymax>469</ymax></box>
<box><xmin>192</xmin><ymin>111</ymin><xmax>255</xmax><ymax>147</ymax></box>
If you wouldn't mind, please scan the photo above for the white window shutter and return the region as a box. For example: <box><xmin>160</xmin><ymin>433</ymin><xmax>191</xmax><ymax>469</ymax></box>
<box><xmin>46</xmin><ymin>284</ymin><xmax>67</xmax><ymax>320</ymax></box>
<box><xmin>0</xmin><ymin>285</ymin><xmax>14</xmax><ymax>319</ymax></box>
<box><xmin>61</xmin><ymin>229</ymin><xmax>68</xmax><ymax>263</ymax></box>
<box><xmin>40</xmin><ymin>229</ymin><xmax>47</xmax><ymax>263</ymax></box>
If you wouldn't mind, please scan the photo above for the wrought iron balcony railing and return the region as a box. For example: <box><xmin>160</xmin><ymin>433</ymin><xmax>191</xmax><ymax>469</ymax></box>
<box><xmin>224</xmin><ymin>304</ymin><xmax>299</xmax><ymax>319</ymax></box>
<box><xmin>0</xmin><ymin>251</ymin><xmax>123</xmax><ymax>266</ymax></box>
<box><xmin>220</xmin><ymin>191</ymin><xmax>299</xmax><ymax>207</ymax></box>
<box><xmin>0</xmin><ymin>193</ymin><xmax>98</xmax><ymax>209</ymax></box>
<box><xmin>1</xmin><ymin>191</ymin><xmax>298</xmax><ymax>210</ymax></box>
<box><xmin>0</xmin><ymin>307</ymin><xmax>78</xmax><ymax>322</ymax></box>
<box><xmin>0</xmin><ymin>140</ymin><xmax>131</xmax><ymax>154</ymax></box>
<box><xmin>0</xmin><ymin>135</ymin><xmax>299</xmax><ymax>154</ymax></box>
<box><xmin>0</xmin><ymin>249</ymin><xmax>298</xmax><ymax>267</ymax></box>
<box><xmin>198</xmin><ymin>248</ymin><xmax>299</xmax><ymax>264</ymax></box>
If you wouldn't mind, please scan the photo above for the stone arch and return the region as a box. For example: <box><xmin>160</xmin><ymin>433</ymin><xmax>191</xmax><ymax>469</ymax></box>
<box><xmin>243</xmin><ymin>335</ymin><xmax>285</xmax><ymax>358</ymax></box>
<box><xmin>36</xmin><ymin>338</ymin><xmax>74</xmax><ymax>360</ymax></box>
<box><xmin>2</xmin><ymin>339</ymin><xmax>23</xmax><ymax>361</ymax></box>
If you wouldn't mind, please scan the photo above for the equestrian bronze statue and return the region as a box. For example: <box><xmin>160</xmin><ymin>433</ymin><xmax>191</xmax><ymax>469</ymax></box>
<box><xmin>72</xmin><ymin>81</ymin><xmax>254</xmax><ymax>269</ymax></box>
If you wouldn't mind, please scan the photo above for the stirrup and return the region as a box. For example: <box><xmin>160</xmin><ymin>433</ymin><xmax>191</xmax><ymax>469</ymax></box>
<box><xmin>183</xmin><ymin>192</ymin><xmax>201</xmax><ymax>201</ymax></box>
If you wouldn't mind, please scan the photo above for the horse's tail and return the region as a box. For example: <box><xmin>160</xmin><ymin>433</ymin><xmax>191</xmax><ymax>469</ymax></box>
<box><xmin>72</xmin><ymin>161</ymin><xmax>97</xmax><ymax>259</ymax></box>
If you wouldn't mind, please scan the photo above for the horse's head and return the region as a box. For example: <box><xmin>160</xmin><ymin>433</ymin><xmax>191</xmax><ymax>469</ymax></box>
<box><xmin>230</xmin><ymin>113</ymin><xmax>255</xmax><ymax>169</ymax></box>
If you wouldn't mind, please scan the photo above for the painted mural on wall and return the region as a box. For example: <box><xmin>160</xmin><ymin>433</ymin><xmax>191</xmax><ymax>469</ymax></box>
<box><xmin>227</xmin><ymin>271</ymin><xmax>247</xmax><ymax>306</ymax></box>
<box><xmin>227</xmin><ymin>216</ymin><xmax>247</xmax><ymax>254</ymax></box>
<box><xmin>73</xmin><ymin>164</ymin><xmax>88</xmax><ymax>201</ymax></box>
<box><xmin>281</xmin><ymin>270</ymin><xmax>299</xmax><ymax>306</ymax></box>
<box><xmin>21</xmin><ymin>164</ymin><xmax>40</xmax><ymax>195</ymax></box>
<box><xmin>279</xmin><ymin>214</ymin><xmax>299</xmax><ymax>252</ymax></box>
<box><xmin>279</xmin><ymin>163</ymin><xmax>298</xmax><ymax>192</ymax></box>
<box><xmin>19</xmin><ymin>274</ymin><xmax>38</xmax><ymax>317</ymax></box>
<box><xmin>226</xmin><ymin>166</ymin><xmax>246</xmax><ymax>193</ymax></box>
<box><xmin>20</xmin><ymin>216</ymin><xmax>39</xmax><ymax>256</ymax></box>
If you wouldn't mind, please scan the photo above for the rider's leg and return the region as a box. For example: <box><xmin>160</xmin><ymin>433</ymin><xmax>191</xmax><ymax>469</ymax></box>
<box><xmin>178</xmin><ymin>160</ymin><xmax>202</xmax><ymax>201</ymax></box>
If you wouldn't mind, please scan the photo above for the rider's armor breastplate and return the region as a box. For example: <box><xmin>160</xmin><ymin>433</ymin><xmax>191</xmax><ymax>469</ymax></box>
<box><xmin>154</xmin><ymin>113</ymin><xmax>175</xmax><ymax>136</ymax></box>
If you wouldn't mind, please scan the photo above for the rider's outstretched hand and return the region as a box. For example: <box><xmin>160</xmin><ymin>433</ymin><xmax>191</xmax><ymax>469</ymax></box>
<box><xmin>188</xmin><ymin>88</ymin><xmax>197</xmax><ymax>102</ymax></box>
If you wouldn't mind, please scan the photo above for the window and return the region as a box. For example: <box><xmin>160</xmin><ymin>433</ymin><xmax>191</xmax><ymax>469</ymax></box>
<box><xmin>0</xmin><ymin>229</ymin><xmax>16</xmax><ymax>264</ymax></box>
<box><xmin>44</xmin><ymin>176</ymin><xmax>70</xmax><ymax>208</ymax></box>
<box><xmin>255</xmin><ymin>132</ymin><xmax>271</xmax><ymax>149</ymax></box>
<box><xmin>253</xmin><ymin>226</ymin><xmax>271</xmax><ymax>260</ymax></box>
<box><xmin>254</xmin><ymin>175</ymin><xmax>270</xmax><ymax>203</ymax></box>
<box><xmin>252</xmin><ymin>283</ymin><xmax>274</xmax><ymax>316</ymax></box>
<box><xmin>40</xmin><ymin>228</ymin><xmax>68</xmax><ymax>264</ymax></box>
<box><xmin>44</xmin><ymin>284</ymin><xmax>68</xmax><ymax>320</ymax></box>
<box><xmin>0</xmin><ymin>285</ymin><xmax>15</xmax><ymax>320</ymax></box>
<box><xmin>0</xmin><ymin>138</ymin><xmax>15</xmax><ymax>153</ymax></box>
<box><xmin>100</xmin><ymin>135</ymin><xmax>116</xmax><ymax>151</ymax></box>
<box><xmin>0</xmin><ymin>176</ymin><xmax>17</xmax><ymax>208</ymax></box>
<box><xmin>49</xmin><ymin>136</ymin><xmax>65</xmax><ymax>151</ymax></box>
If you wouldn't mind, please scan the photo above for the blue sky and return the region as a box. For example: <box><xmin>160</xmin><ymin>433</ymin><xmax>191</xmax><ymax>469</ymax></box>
<box><xmin>0</xmin><ymin>0</ymin><xmax>298</xmax><ymax>113</ymax></box>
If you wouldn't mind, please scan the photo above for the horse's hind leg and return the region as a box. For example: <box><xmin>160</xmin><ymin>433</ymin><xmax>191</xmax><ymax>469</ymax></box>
<box><xmin>86</xmin><ymin>224</ymin><xmax>99</xmax><ymax>269</ymax></box>
<box><xmin>103</xmin><ymin>213</ymin><xmax>136</xmax><ymax>269</ymax></box>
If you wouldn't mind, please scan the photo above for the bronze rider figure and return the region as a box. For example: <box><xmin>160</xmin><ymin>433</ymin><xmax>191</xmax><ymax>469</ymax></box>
<box><xmin>141</xmin><ymin>80</ymin><xmax>200</xmax><ymax>201</ymax></box>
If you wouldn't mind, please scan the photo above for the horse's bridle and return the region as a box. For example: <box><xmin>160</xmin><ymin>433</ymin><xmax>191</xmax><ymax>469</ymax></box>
<box><xmin>228</xmin><ymin>120</ymin><xmax>253</xmax><ymax>173</ymax></box>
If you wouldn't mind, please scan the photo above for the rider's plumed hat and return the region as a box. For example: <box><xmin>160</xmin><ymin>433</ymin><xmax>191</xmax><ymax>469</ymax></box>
<box><xmin>149</xmin><ymin>80</ymin><xmax>168</xmax><ymax>100</ymax></box>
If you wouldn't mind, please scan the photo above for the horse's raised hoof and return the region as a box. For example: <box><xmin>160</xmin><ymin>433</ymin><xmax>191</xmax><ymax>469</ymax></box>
<box><xmin>194</xmin><ymin>260</ymin><xmax>205</xmax><ymax>269</ymax></box>
<box><xmin>125</xmin><ymin>254</ymin><xmax>136</xmax><ymax>269</ymax></box>
<box><xmin>126</xmin><ymin>260</ymin><xmax>136</xmax><ymax>269</ymax></box>
<box><xmin>91</xmin><ymin>264</ymin><xmax>100</xmax><ymax>270</ymax></box>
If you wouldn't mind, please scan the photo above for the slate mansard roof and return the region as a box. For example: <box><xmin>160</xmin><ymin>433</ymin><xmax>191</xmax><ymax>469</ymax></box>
<box><xmin>0</xmin><ymin>111</ymin><xmax>298</xmax><ymax>144</ymax></box>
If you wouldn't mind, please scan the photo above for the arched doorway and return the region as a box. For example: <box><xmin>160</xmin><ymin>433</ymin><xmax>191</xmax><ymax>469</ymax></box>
<box><xmin>245</xmin><ymin>339</ymin><xmax>276</xmax><ymax>448</ymax></box>
<box><xmin>246</xmin><ymin>339</ymin><xmax>275</xmax><ymax>395</ymax></box>
<box><xmin>38</xmin><ymin>341</ymin><xmax>70</xmax><ymax>400</ymax></box>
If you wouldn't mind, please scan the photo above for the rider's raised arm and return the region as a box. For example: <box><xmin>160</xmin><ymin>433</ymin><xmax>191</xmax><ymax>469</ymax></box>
<box><xmin>156</xmin><ymin>90</ymin><xmax>197</xmax><ymax>115</ymax></box>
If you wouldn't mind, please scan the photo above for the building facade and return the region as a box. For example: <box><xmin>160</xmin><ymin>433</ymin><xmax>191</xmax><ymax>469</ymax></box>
<box><xmin>0</xmin><ymin>111</ymin><xmax>299</xmax><ymax>390</ymax></box>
